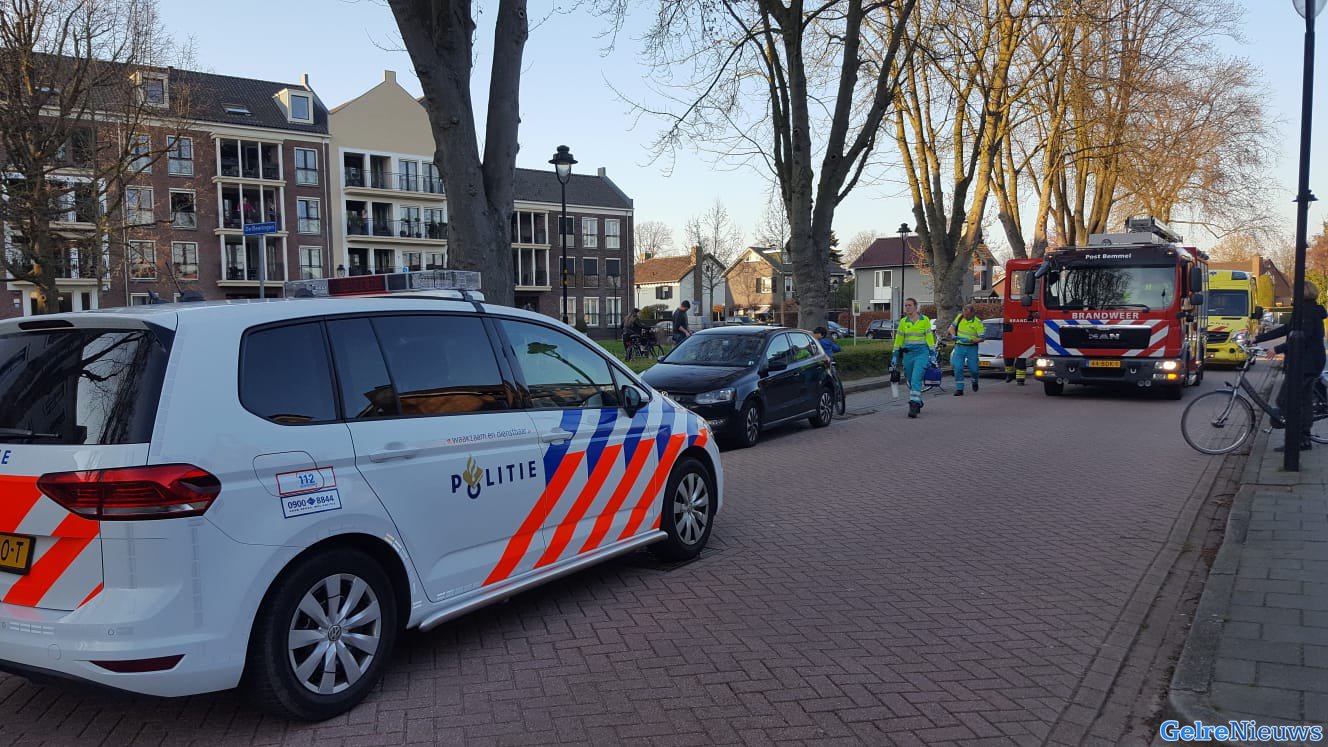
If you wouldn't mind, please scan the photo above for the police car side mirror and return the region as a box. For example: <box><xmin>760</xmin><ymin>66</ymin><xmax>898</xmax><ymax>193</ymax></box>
<box><xmin>621</xmin><ymin>385</ymin><xmax>645</xmax><ymax>415</ymax></box>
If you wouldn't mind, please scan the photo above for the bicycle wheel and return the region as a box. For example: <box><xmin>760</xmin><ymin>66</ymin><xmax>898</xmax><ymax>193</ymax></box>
<box><xmin>1311</xmin><ymin>382</ymin><xmax>1328</xmax><ymax>444</ymax></box>
<box><xmin>836</xmin><ymin>377</ymin><xmax>846</xmax><ymax>415</ymax></box>
<box><xmin>1181</xmin><ymin>390</ymin><xmax>1256</xmax><ymax>455</ymax></box>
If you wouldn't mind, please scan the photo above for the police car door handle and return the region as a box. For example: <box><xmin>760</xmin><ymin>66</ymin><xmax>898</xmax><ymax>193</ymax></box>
<box><xmin>368</xmin><ymin>443</ymin><xmax>419</xmax><ymax>462</ymax></box>
<box><xmin>541</xmin><ymin>428</ymin><xmax>573</xmax><ymax>444</ymax></box>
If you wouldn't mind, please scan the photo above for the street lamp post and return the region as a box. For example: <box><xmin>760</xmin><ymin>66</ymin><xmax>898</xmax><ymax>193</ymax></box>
<box><xmin>897</xmin><ymin>223</ymin><xmax>911</xmax><ymax>324</ymax></box>
<box><xmin>1284</xmin><ymin>0</ymin><xmax>1323</xmax><ymax>471</ymax></box>
<box><xmin>549</xmin><ymin>145</ymin><xmax>577</xmax><ymax>323</ymax></box>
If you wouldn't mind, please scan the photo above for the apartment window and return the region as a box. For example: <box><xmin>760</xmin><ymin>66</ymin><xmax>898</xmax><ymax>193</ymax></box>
<box><xmin>510</xmin><ymin>211</ymin><xmax>547</xmax><ymax>244</ymax></box>
<box><xmin>561</xmin><ymin>296</ymin><xmax>576</xmax><ymax>322</ymax></box>
<box><xmin>425</xmin><ymin>251</ymin><xmax>445</xmax><ymax>269</ymax></box>
<box><xmin>582</xmin><ymin>217</ymin><xmax>598</xmax><ymax>248</ymax></box>
<box><xmin>605</xmin><ymin>258</ymin><xmax>621</xmax><ymax>288</ymax></box>
<box><xmin>129</xmin><ymin>135</ymin><xmax>151</xmax><ymax>173</ymax></box>
<box><xmin>297</xmin><ymin>198</ymin><xmax>320</xmax><ymax>234</ymax></box>
<box><xmin>218</xmin><ymin>138</ymin><xmax>279</xmax><ymax>180</ymax></box>
<box><xmin>289</xmin><ymin>93</ymin><xmax>312</xmax><ymax>123</ymax></box>
<box><xmin>125</xmin><ymin>186</ymin><xmax>153</xmax><ymax>226</ymax></box>
<box><xmin>424</xmin><ymin>207</ymin><xmax>447</xmax><ymax>239</ymax></box>
<box><xmin>398</xmin><ymin>160</ymin><xmax>418</xmax><ymax>192</ymax></box>
<box><xmin>757</xmin><ymin>277</ymin><xmax>772</xmax><ymax>294</ymax></box>
<box><xmin>137</xmin><ymin>73</ymin><xmax>167</xmax><ymax>107</ymax></box>
<box><xmin>423</xmin><ymin>163</ymin><xmax>443</xmax><ymax>193</ymax></box>
<box><xmin>874</xmin><ymin>270</ymin><xmax>893</xmax><ymax>290</ymax></box>
<box><xmin>560</xmin><ymin>216</ymin><xmax>576</xmax><ymax>246</ymax></box>
<box><xmin>299</xmin><ymin>246</ymin><xmax>323</xmax><ymax>279</ymax></box>
<box><xmin>584</xmin><ymin>297</ymin><xmax>600</xmax><ymax>327</ymax></box>
<box><xmin>655</xmin><ymin>286</ymin><xmax>673</xmax><ymax>300</ymax></box>
<box><xmin>294</xmin><ymin>148</ymin><xmax>318</xmax><ymax>185</ymax></box>
<box><xmin>170</xmin><ymin>190</ymin><xmax>196</xmax><ymax>228</ymax></box>
<box><xmin>605</xmin><ymin>296</ymin><xmax>622</xmax><ymax>327</ymax></box>
<box><xmin>128</xmin><ymin>241</ymin><xmax>156</xmax><ymax>280</ymax></box>
<box><xmin>167</xmin><ymin>136</ymin><xmax>193</xmax><ymax>176</ymax></box>
<box><xmin>561</xmin><ymin>256</ymin><xmax>577</xmax><ymax>287</ymax></box>
<box><xmin>130</xmin><ymin>293</ymin><xmax>151</xmax><ymax>306</ymax></box>
<box><xmin>582</xmin><ymin>257</ymin><xmax>599</xmax><ymax>288</ymax></box>
<box><xmin>512</xmin><ymin>247</ymin><xmax>549</xmax><ymax>287</ymax></box>
<box><xmin>171</xmin><ymin>241</ymin><xmax>198</xmax><ymax>280</ymax></box>
<box><xmin>605</xmin><ymin>219</ymin><xmax>620</xmax><ymax>250</ymax></box>
<box><xmin>399</xmin><ymin>206</ymin><xmax>421</xmax><ymax>237</ymax></box>
<box><xmin>785</xmin><ymin>276</ymin><xmax>794</xmax><ymax>293</ymax></box>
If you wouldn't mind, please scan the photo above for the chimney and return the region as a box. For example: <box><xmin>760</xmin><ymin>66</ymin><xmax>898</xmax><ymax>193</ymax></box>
<box><xmin>644</xmin><ymin>250</ymin><xmax>654</xmax><ymax>260</ymax></box>
<box><xmin>300</xmin><ymin>73</ymin><xmax>311</xmax><ymax>90</ymax></box>
<box><xmin>598</xmin><ymin>167</ymin><xmax>607</xmax><ymax>178</ymax></box>
<box><xmin>384</xmin><ymin>70</ymin><xmax>397</xmax><ymax>85</ymax></box>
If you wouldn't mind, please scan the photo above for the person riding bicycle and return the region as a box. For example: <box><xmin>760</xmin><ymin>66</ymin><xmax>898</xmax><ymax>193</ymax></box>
<box><xmin>892</xmin><ymin>298</ymin><xmax>936</xmax><ymax>419</ymax></box>
<box><xmin>1255</xmin><ymin>281</ymin><xmax>1327</xmax><ymax>450</ymax></box>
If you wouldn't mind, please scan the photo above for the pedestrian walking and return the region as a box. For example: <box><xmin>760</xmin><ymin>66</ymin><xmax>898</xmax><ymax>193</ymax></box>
<box><xmin>947</xmin><ymin>304</ymin><xmax>984</xmax><ymax>396</ymax></box>
<box><xmin>813</xmin><ymin>326</ymin><xmax>841</xmax><ymax>358</ymax></box>
<box><xmin>892</xmin><ymin>298</ymin><xmax>936</xmax><ymax>418</ymax></box>
<box><xmin>1256</xmin><ymin>281</ymin><xmax>1327</xmax><ymax>451</ymax></box>
<box><xmin>671</xmin><ymin>300</ymin><xmax>693</xmax><ymax>345</ymax></box>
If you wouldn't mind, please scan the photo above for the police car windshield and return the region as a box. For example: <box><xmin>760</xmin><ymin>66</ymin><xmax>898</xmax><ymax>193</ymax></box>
<box><xmin>1207</xmin><ymin>289</ymin><xmax>1249</xmax><ymax>317</ymax></box>
<box><xmin>1043</xmin><ymin>265</ymin><xmax>1175</xmax><ymax>312</ymax></box>
<box><xmin>665</xmin><ymin>334</ymin><xmax>766</xmax><ymax>367</ymax></box>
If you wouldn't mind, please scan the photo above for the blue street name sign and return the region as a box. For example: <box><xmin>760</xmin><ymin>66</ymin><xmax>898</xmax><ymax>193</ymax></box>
<box><xmin>243</xmin><ymin>222</ymin><xmax>277</xmax><ymax>236</ymax></box>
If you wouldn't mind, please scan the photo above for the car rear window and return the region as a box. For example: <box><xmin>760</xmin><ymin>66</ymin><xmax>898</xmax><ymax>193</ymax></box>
<box><xmin>0</xmin><ymin>327</ymin><xmax>171</xmax><ymax>445</ymax></box>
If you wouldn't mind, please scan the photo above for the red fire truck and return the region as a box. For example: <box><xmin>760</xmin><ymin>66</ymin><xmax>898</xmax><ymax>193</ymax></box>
<box><xmin>1013</xmin><ymin>216</ymin><xmax>1208</xmax><ymax>399</ymax></box>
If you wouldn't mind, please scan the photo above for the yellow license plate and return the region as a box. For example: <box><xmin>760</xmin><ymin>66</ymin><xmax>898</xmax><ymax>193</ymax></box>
<box><xmin>1087</xmin><ymin>360</ymin><xmax>1122</xmax><ymax>368</ymax></box>
<box><xmin>0</xmin><ymin>532</ymin><xmax>35</xmax><ymax>575</ymax></box>
<box><xmin>979</xmin><ymin>361</ymin><xmax>991</xmax><ymax>368</ymax></box>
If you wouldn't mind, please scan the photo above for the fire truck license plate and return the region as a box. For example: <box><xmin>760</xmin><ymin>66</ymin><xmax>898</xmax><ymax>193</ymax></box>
<box><xmin>1088</xmin><ymin>360</ymin><xmax>1122</xmax><ymax>368</ymax></box>
<box><xmin>0</xmin><ymin>532</ymin><xmax>34</xmax><ymax>574</ymax></box>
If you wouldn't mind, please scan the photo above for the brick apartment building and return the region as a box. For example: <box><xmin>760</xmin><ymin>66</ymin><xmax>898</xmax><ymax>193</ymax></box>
<box><xmin>3</xmin><ymin>66</ymin><xmax>333</xmax><ymax>318</ymax></box>
<box><xmin>329</xmin><ymin>71</ymin><xmax>635</xmax><ymax>337</ymax></box>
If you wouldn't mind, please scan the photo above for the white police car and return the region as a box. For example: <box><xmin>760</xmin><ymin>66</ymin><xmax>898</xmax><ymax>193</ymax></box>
<box><xmin>0</xmin><ymin>271</ymin><xmax>721</xmax><ymax>720</ymax></box>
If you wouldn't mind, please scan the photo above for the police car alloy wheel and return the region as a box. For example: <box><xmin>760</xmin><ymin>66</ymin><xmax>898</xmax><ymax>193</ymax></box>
<box><xmin>244</xmin><ymin>548</ymin><xmax>400</xmax><ymax>721</ymax></box>
<box><xmin>650</xmin><ymin>456</ymin><xmax>715</xmax><ymax>562</ymax></box>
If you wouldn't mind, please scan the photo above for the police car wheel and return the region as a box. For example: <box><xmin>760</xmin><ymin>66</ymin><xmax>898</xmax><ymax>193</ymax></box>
<box><xmin>810</xmin><ymin>387</ymin><xmax>834</xmax><ymax>427</ymax></box>
<box><xmin>244</xmin><ymin>548</ymin><xmax>400</xmax><ymax>721</ymax></box>
<box><xmin>650</xmin><ymin>456</ymin><xmax>715</xmax><ymax>562</ymax></box>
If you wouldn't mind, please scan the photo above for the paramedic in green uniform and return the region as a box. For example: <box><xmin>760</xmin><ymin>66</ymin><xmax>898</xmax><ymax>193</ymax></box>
<box><xmin>892</xmin><ymin>298</ymin><xmax>936</xmax><ymax>418</ymax></box>
<box><xmin>947</xmin><ymin>304</ymin><xmax>984</xmax><ymax>396</ymax></box>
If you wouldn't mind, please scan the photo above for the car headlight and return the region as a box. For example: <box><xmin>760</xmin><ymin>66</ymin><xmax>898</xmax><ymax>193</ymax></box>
<box><xmin>1035</xmin><ymin>358</ymin><xmax>1052</xmax><ymax>368</ymax></box>
<box><xmin>1160</xmin><ymin>360</ymin><xmax>1180</xmax><ymax>371</ymax></box>
<box><xmin>695</xmin><ymin>388</ymin><xmax>737</xmax><ymax>405</ymax></box>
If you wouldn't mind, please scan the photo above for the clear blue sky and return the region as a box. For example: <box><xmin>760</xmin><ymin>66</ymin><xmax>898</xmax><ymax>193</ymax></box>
<box><xmin>160</xmin><ymin>0</ymin><xmax>1324</xmax><ymax>254</ymax></box>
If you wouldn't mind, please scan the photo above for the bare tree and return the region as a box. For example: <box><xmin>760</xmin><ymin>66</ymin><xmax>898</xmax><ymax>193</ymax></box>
<box><xmin>633</xmin><ymin>219</ymin><xmax>674</xmax><ymax>261</ymax></box>
<box><xmin>388</xmin><ymin>0</ymin><xmax>526</xmax><ymax>305</ymax></box>
<box><xmin>841</xmin><ymin>229</ymin><xmax>876</xmax><ymax>266</ymax></box>
<box><xmin>684</xmin><ymin>199</ymin><xmax>743</xmax><ymax>323</ymax></box>
<box><xmin>629</xmin><ymin>0</ymin><xmax>917</xmax><ymax>330</ymax></box>
<box><xmin>0</xmin><ymin>0</ymin><xmax>189</xmax><ymax>314</ymax></box>
<box><xmin>752</xmin><ymin>187</ymin><xmax>790</xmax><ymax>252</ymax></box>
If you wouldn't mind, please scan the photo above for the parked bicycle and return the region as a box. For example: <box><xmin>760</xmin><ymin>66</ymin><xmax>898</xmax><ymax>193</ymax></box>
<box><xmin>1180</xmin><ymin>342</ymin><xmax>1328</xmax><ymax>455</ymax></box>
<box><xmin>829</xmin><ymin>363</ymin><xmax>847</xmax><ymax>416</ymax></box>
<box><xmin>623</xmin><ymin>328</ymin><xmax>666</xmax><ymax>361</ymax></box>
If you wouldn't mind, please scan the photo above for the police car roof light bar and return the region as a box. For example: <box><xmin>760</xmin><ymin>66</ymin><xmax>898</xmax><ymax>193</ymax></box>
<box><xmin>283</xmin><ymin>269</ymin><xmax>482</xmax><ymax>299</ymax></box>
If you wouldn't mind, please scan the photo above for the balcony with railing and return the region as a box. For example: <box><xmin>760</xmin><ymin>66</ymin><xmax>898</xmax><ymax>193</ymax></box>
<box><xmin>343</xmin><ymin>168</ymin><xmax>445</xmax><ymax>195</ymax></box>
<box><xmin>345</xmin><ymin>217</ymin><xmax>447</xmax><ymax>240</ymax></box>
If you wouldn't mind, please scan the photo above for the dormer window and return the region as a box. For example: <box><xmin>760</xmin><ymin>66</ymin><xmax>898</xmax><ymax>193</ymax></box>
<box><xmin>288</xmin><ymin>92</ymin><xmax>312</xmax><ymax>123</ymax></box>
<box><xmin>223</xmin><ymin>103</ymin><xmax>251</xmax><ymax>116</ymax></box>
<box><xmin>133</xmin><ymin>71</ymin><xmax>168</xmax><ymax>107</ymax></box>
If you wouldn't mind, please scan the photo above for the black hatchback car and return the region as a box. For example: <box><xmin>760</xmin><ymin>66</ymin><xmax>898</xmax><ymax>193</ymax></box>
<box><xmin>641</xmin><ymin>326</ymin><xmax>836</xmax><ymax>448</ymax></box>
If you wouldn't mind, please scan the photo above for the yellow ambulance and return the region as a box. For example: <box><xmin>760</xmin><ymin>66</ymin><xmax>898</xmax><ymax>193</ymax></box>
<box><xmin>1205</xmin><ymin>269</ymin><xmax>1260</xmax><ymax>365</ymax></box>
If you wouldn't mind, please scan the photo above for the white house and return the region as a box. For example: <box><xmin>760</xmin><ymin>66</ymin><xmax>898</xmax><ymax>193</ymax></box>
<box><xmin>632</xmin><ymin>247</ymin><xmax>728</xmax><ymax>326</ymax></box>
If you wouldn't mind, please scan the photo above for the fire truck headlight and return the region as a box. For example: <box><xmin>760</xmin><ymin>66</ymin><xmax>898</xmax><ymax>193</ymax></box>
<box><xmin>1035</xmin><ymin>358</ymin><xmax>1052</xmax><ymax>368</ymax></box>
<box><xmin>1160</xmin><ymin>360</ymin><xmax>1180</xmax><ymax>371</ymax></box>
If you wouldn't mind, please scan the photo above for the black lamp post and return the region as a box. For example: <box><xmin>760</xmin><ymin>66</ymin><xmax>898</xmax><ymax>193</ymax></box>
<box><xmin>550</xmin><ymin>145</ymin><xmax>577</xmax><ymax>323</ymax></box>
<box><xmin>897</xmin><ymin>223</ymin><xmax>911</xmax><ymax>323</ymax></box>
<box><xmin>1284</xmin><ymin>0</ymin><xmax>1323</xmax><ymax>471</ymax></box>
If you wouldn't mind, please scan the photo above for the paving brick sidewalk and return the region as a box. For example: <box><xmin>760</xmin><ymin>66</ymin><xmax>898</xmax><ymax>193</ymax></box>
<box><xmin>1170</xmin><ymin>360</ymin><xmax>1328</xmax><ymax>739</ymax></box>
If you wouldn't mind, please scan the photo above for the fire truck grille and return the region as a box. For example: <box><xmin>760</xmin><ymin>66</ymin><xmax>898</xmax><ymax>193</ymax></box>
<box><xmin>1059</xmin><ymin>325</ymin><xmax>1152</xmax><ymax>350</ymax></box>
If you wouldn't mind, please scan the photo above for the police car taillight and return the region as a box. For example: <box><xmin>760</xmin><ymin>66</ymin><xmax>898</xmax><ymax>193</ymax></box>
<box><xmin>284</xmin><ymin>269</ymin><xmax>482</xmax><ymax>299</ymax></box>
<box><xmin>38</xmin><ymin>464</ymin><xmax>221</xmax><ymax>520</ymax></box>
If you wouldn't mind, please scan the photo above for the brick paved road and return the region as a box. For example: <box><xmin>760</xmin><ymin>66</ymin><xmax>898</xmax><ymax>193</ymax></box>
<box><xmin>0</xmin><ymin>374</ymin><xmax>1237</xmax><ymax>746</ymax></box>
